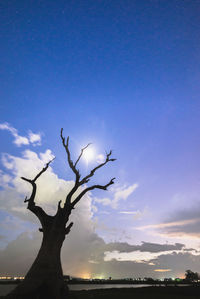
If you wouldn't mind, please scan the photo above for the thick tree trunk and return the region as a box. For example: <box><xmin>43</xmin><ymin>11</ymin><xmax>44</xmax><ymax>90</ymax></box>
<box><xmin>6</xmin><ymin>227</ymin><xmax>68</xmax><ymax>299</ymax></box>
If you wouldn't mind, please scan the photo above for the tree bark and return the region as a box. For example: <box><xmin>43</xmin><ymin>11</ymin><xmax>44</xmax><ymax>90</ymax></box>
<box><xmin>6</xmin><ymin>223</ymin><xmax>69</xmax><ymax>299</ymax></box>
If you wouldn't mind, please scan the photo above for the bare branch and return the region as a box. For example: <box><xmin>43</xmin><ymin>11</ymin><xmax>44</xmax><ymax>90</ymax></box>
<box><xmin>21</xmin><ymin>158</ymin><xmax>54</xmax><ymax>205</ymax></box>
<box><xmin>21</xmin><ymin>158</ymin><xmax>55</xmax><ymax>226</ymax></box>
<box><xmin>61</xmin><ymin>129</ymin><xmax>116</xmax><ymax>210</ymax></box>
<box><xmin>24</xmin><ymin>196</ymin><xmax>29</xmax><ymax>203</ymax></box>
<box><xmin>21</xmin><ymin>177</ymin><xmax>32</xmax><ymax>183</ymax></box>
<box><xmin>33</xmin><ymin>157</ymin><xmax>55</xmax><ymax>182</ymax></box>
<box><xmin>74</xmin><ymin>143</ymin><xmax>92</xmax><ymax>167</ymax></box>
<box><xmin>79</xmin><ymin>150</ymin><xmax>116</xmax><ymax>185</ymax></box>
<box><xmin>64</xmin><ymin>150</ymin><xmax>115</xmax><ymax>208</ymax></box>
<box><xmin>65</xmin><ymin>222</ymin><xmax>73</xmax><ymax>235</ymax></box>
<box><xmin>57</xmin><ymin>200</ymin><xmax>62</xmax><ymax>210</ymax></box>
<box><xmin>21</xmin><ymin>177</ymin><xmax>36</xmax><ymax>205</ymax></box>
<box><xmin>61</xmin><ymin>128</ymin><xmax>80</xmax><ymax>182</ymax></box>
<box><xmin>71</xmin><ymin>178</ymin><xmax>115</xmax><ymax>208</ymax></box>
<box><xmin>61</xmin><ymin>128</ymin><xmax>83</xmax><ymax>206</ymax></box>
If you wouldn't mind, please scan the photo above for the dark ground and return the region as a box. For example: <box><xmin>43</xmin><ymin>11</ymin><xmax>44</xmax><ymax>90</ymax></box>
<box><xmin>1</xmin><ymin>286</ymin><xmax>200</xmax><ymax>299</ymax></box>
<box><xmin>70</xmin><ymin>286</ymin><xmax>200</xmax><ymax>299</ymax></box>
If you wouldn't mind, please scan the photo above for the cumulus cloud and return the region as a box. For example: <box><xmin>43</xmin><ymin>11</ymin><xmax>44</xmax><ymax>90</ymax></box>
<box><xmin>0</xmin><ymin>149</ymin><xmax>77</xmax><ymax>221</ymax></box>
<box><xmin>0</xmin><ymin>123</ymin><xmax>41</xmax><ymax>146</ymax></box>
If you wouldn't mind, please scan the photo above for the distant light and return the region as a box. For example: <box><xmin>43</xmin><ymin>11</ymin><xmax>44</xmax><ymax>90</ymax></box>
<box><xmin>80</xmin><ymin>272</ymin><xmax>91</xmax><ymax>279</ymax></box>
<box><xmin>93</xmin><ymin>274</ymin><xmax>105</xmax><ymax>280</ymax></box>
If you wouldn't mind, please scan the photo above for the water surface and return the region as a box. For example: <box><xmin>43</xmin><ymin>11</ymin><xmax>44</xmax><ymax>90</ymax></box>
<box><xmin>0</xmin><ymin>283</ymin><xmax>150</xmax><ymax>295</ymax></box>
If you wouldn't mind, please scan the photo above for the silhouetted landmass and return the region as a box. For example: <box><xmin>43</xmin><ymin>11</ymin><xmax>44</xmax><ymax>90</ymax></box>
<box><xmin>0</xmin><ymin>276</ymin><xmax>194</xmax><ymax>285</ymax></box>
<box><xmin>73</xmin><ymin>287</ymin><xmax>200</xmax><ymax>299</ymax></box>
<box><xmin>1</xmin><ymin>286</ymin><xmax>200</xmax><ymax>299</ymax></box>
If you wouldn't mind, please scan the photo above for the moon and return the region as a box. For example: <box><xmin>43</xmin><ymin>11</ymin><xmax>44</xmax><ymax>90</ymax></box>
<box><xmin>82</xmin><ymin>147</ymin><xmax>95</xmax><ymax>163</ymax></box>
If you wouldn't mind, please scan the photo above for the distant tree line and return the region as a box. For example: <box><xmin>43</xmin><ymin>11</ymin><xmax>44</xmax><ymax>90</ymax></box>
<box><xmin>185</xmin><ymin>270</ymin><xmax>200</xmax><ymax>282</ymax></box>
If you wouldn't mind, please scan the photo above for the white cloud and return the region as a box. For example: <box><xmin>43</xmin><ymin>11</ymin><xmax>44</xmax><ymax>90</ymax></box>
<box><xmin>95</xmin><ymin>183</ymin><xmax>139</xmax><ymax>209</ymax></box>
<box><xmin>0</xmin><ymin>170</ymin><xmax>12</xmax><ymax>187</ymax></box>
<box><xmin>96</xmin><ymin>154</ymin><xmax>105</xmax><ymax>164</ymax></box>
<box><xmin>39</xmin><ymin>149</ymin><xmax>55</xmax><ymax>163</ymax></box>
<box><xmin>0</xmin><ymin>149</ymin><xmax>75</xmax><ymax>217</ymax></box>
<box><xmin>119</xmin><ymin>207</ymin><xmax>148</xmax><ymax>221</ymax></box>
<box><xmin>28</xmin><ymin>131</ymin><xmax>41</xmax><ymax>146</ymax></box>
<box><xmin>114</xmin><ymin>183</ymin><xmax>138</xmax><ymax>202</ymax></box>
<box><xmin>119</xmin><ymin>211</ymin><xmax>139</xmax><ymax>214</ymax></box>
<box><xmin>0</xmin><ymin>122</ymin><xmax>41</xmax><ymax>147</ymax></box>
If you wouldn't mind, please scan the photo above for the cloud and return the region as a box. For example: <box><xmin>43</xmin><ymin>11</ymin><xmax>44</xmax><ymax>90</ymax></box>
<box><xmin>0</xmin><ymin>123</ymin><xmax>41</xmax><ymax>146</ymax></box>
<box><xmin>103</xmin><ymin>241</ymin><xmax>185</xmax><ymax>265</ymax></box>
<box><xmin>0</xmin><ymin>127</ymin><xmax>199</xmax><ymax>280</ymax></box>
<box><xmin>149</xmin><ymin>251</ymin><xmax>200</xmax><ymax>278</ymax></box>
<box><xmin>0</xmin><ymin>149</ymin><xmax>74</xmax><ymax>220</ymax></box>
<box><xmin>28</xmin><ymin>131</ymin><xmax>41</xmax><ymax>145</ymax></box>
<box><xmin>0</xmin><ymin>170</ymin><xmax>12</xmax><ymax>187</ymax></box>
<box><xmin>105</xmin><ymin>241</ymin><xmax>184</xmax><ymax>253</ymax></box>
<box><xmin>96</xmin><ymin>154</ymin><xmax>105</xmax><ymax>164</ymax></box>
<box><xmin>114</xmin><ymin>184</ymin><xmax>138</xmax><ymax>202</ymax></box>
<box><xmin>154</xmin><ymin>269</ymin><xmax>171</xmax><ymax>272</ymax></box>
<box><xmin>0</xmin><ymin>145</ymin><xmax>188</xmax><ymax>278</ymax></box>
<box><xmin>119</xmin><ymin>211</ymin><xmax>137</xmax><ymax>214</ymax></box>
<box><xmin>138</xmin><ymin>218</ymin><xmax>200</xmax><ymax>230</ymax></box>
<box><xmin>119</xmin><ymin>207</ymin><xmax>148</xmax><ymax>220</ymax></box>
<box><xmin>95</xmin><ymin>183</ymin><xmax>139</xmax><ymax>209</ymax></box>
<box><xmin>137</xmin><ymin>207</ymin><xmax>200</xmax><ymax>239</ymax></box>
<box><xmin>0</xmin><ymin>226</ymin><xmax>188</xmax><ymax>279</ymax></box>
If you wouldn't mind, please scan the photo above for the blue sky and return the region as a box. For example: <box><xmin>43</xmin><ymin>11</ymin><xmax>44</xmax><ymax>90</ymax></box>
<box><xmin>1</xmin><ymin>0</ymin><xmax>200</xmax><ymax>279</ymax></box>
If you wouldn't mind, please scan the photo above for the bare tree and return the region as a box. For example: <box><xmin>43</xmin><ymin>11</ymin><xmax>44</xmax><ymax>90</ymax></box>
<box><xmin>7</xmin><ymin>129</ymin><xmax>115</xmax><ymax>299</ymax></box>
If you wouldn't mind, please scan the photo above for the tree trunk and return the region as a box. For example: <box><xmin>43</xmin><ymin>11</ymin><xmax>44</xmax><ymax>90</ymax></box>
<box><xmin>6</xmin><ymin>226</ymin><xmax>69</xmax><ymax>299</ymax></box>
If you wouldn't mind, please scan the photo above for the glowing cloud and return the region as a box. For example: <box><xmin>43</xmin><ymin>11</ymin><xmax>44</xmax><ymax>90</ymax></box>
<box><xmin>154</xmin><ymin>269</ymin><xmax>172</xmax><ymax>272</ymax></box>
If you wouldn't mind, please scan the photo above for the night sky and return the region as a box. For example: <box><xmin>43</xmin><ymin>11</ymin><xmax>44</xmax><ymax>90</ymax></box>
<box><xmin>1</xmin><ymin>0</ymin><xmax>200</xmax><ymax>279</ymax></box>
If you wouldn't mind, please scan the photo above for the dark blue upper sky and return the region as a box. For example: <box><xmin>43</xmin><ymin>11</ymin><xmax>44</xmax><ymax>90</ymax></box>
<box><xmin>1</xmin><ymin>0</ymin><xmax>200</xmax><ymax>278</ymax></box>
<box><xmin>1</xmin><ymin>0</ymin><xmax>200</xmax><ymax>187</ymax></box>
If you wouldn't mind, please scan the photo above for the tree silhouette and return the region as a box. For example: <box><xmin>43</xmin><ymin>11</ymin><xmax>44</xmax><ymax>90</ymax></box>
<box><xmin>185</xmin><ymin>270</ymin><xmax>199</xmax><ymax>282</ymax></box>
<box><xmin>7</xmin><ymin>129</ymin><xmax>116</xmax><ymax>299</ymax></box>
